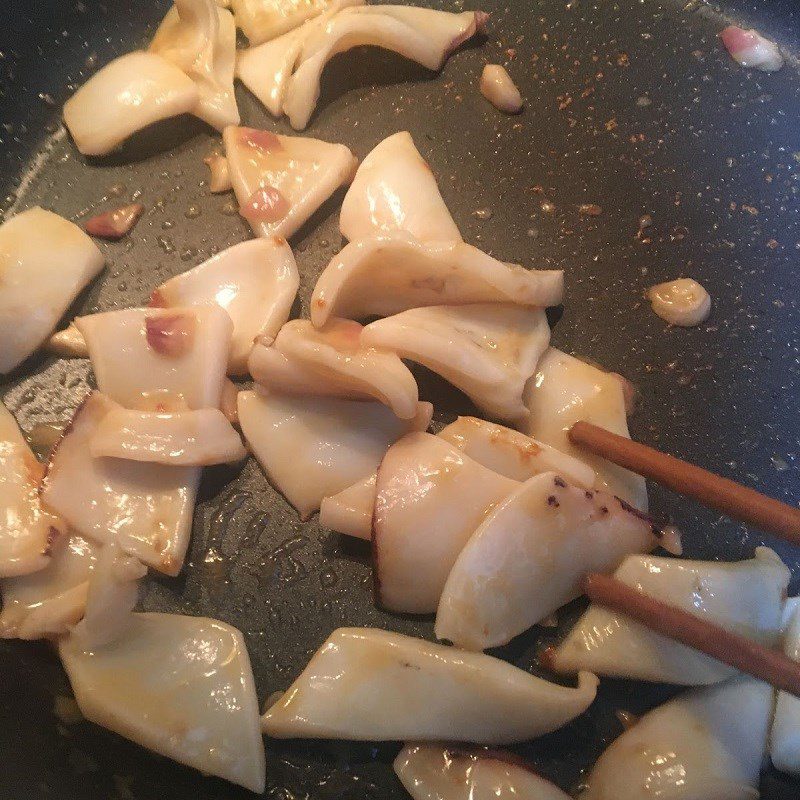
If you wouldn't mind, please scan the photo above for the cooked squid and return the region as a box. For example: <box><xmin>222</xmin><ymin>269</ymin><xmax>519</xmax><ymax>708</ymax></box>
<box><xmin>76</xmin><ymin>305</ymin><xmax>233</xmax><ymax>411</ymax></box>
<box><xmin>395</xmin><ymin>744</ymin><xmax>571</xmax><ymax>800</ymax></box>
<box><xmin>63</xmin><ymin>51</ymin><xmax>200</xmax><ymax>156</ymax></box>
<box><xmin>59</xmin><ymin>612</ymin><xmax>266</xmax><ymax>793</ymax></box>
<box><xmin>0</xmin><ymin>207</ymin><xmax>104</xmax><ymax>375</ymax></box>
<box><xmin>647</xmin><ymin>277</ymin><xmax>711</xmax><ymax>327</ymax></box>
<box><xmin>720</xmin><ymin>25</ymin><xmax>784</xmax><ymax>72</ymax></box>
<box><xmin>548</xmin><ymin>547</ymin><xmax>789</xmax><ymax>684</ymax></box>
<box><xmin>362</xmin><ymin>304</ymin><xmax>551</xmax><ymax>422</ymax></box>
<box><xmin>311</xmin><ymin>236</ymin><xmax>564</xmax><ymax>328</ymax></box>
<box><xmin>231</xmin><ymin>0</ymin><xmax>358</xmax><ymax>45</ymax></box>
<box><xmin>771</xmin><ymin>597</ymin><xmax>800</xmax><ymax>775</ymax></box>
<box><xmin>580</xmin><ymin>676</ymin><xmax>771</xmax><ymax>800</ymax></box>
<box><xmin>435</xmin><ymin>472</ymin><xmax>658</xmax><ymax>651</ymax></box>
<box><xmin>261</xmin><ymin>627</ymin><xmax>597</xmax><ymax>743</ymax></box>
<box><xmin>479</xmin><ymin>64</ymin><xmax>523</xmax><ymax>114</ymax></box>
<box><xmin>223</xmin><ymin>125</ymin><xmax>357</xmax><ymax>239</ymax></box>
<box><xmin>238</xmin><ymin>389</ymin><xmax>431</xmax><ymax>519</ymax></box>
<box><xmin>523</xmin><ymin>348</ymin><xmax>647</xmax><ymax>511</ymax></box>
<box><xmin>84</xmin><ymin>204</ymin><xmax>144</xmax><ymax>240</ymax></box>
<box><xmin>248</xmin><ymin>318</ymin><xmax>420</xmax><ymax>420</ymax></box>
<box><xmin>373</xmin><ymin>432</ymin><xmax>518</xmax><ymax>614</ymax></box>
<box><xmin>204</xmin><ymin>153</ymin><xmax>232</xmax><ymax>191</ymax></box>
<box><xmin>40</xmin><ymin>393</ymin><xmax>200</xmax><ymax>576</ymax></box>
<box><xmin>318</xmin><ymin>472</ymin><xmax>375</xmax><ymax>539</ymax></box>
<box><xmin>45</xmin><ymin>325</ymin><xmax>89</xmax><ymax>358</ymax></box>
<box><xmin>150</xmin><ymin>238</ymin><xmax>299</xmax><ymax>374</ymax></box>
<box><xmin>339</xmin><ymin>131</ymin><xmax>462</xmax><ymax>242</ymax></box>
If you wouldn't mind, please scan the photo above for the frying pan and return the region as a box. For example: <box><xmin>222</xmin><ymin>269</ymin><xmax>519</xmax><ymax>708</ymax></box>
<box><xmin>2</xmin><ymin>0</ymin><xmax>800</xmax><ymax>797</ymax></box>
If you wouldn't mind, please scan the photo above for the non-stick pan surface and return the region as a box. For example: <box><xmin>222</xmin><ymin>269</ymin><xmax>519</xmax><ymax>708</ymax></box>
<box><xmin>2</xmin><ymin>0</ymin><xmax>800</xmax><ymax>797</ymax></box>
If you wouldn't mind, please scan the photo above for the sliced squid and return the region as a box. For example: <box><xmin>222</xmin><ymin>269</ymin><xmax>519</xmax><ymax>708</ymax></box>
<box><xmin>771</xmin><ymin>597</ymin><xmax>800</xmax><ymax>775</ymax></box>
<box><xmin>523</xmin><ymin>348</ymin><xmax>648</xmax><ymax>511</ymax></box>
<box><xmin>63</xmin><ymin>51</ymin><xmax>200</xmax><ymax>156</ymax></box>
<box><xmin>223</xmin><ymin>125</ymin><xmax>357</xmax><ymax>239</ymax></box>
<box><xmin>580</xmin><ymin>676</ymin><xmax>771</xmax><ymax>800</ymax></box>
<box><xmin>150</xmin><ymin>0</ymin><xmax>240</xmax><ymax>130</ymax></box>
<box><xmin>238</xmin><ymin>389</ymin><xmax>431</xmax><ymax>519</ymax></box>
<box><xmin>204</xmin><ymin>153</ymin><xmax>232</xmax><ymax>191</ymax></box>
<box><xmin>150</xmin><ymin>238</ymin><xmax>299</xmax><ymax>375</ymax></box>
<box><xmin>261</xmin><ymin>627</ymin><xmax>597</xmax><ymax>743</ymax></box>
<box><xmin>311</xmin><ymin>237</ymin><xmax>563</xmax><ymax>328</ymax></box>
<box><xmin>480</xmin><ymin>64</ymin><xmax>523</xmax><ymax>114</ymax></box>
<box><xmin>59</xmin><ymin>612</ymin><xmax>266</xmax><ymax>793</ymax></box>
<box><xmin>248</xmin><ymin>318</ymin><xmax>419</xmax><ymax>420</ymax></box>
<box><xmin>0</xmin><ymin>532</ymin><xmax>97</xmax><ymax>640</ymax></box>
<box><xmin>0</xmin><ymin>207</ymin><xmax>104</xmax><ymax>375</ymax></box>
<box><xmin>339</xmin><ymin>131</ymin><xmax>461</xmax><ymax>242</ymax></box>
<box><xmin>435</xmin><ymin>473</ymin><xmax>658</xmax><ymax>651</ymax></box>
<box><xmin>362</xmin><ymin>304</ymin><xmax>551</xmax><ymax>423</ymax></box>
<box><xmin>0</xmin><ymin>403</ymin><xmax>65</xmax><ymax>578</ymax></box>
<box><xmin>373</xmin><ymin>432</ymin><xmax>519</xmax><ymax>614</ymax></box>
<box><xmin>40</xmin><ymin>393</ymin><xmax>200</xmax><ymax>576</ymax></box>
<box><xmin>76</xmin><ymin>305</ymin><xmax>233</xmax><ymax>411</ymax></box>
<box><xmin>318</xmin><ymin>472</ymin><xmax>375</xmax><ymax>539</ymax></box>
<box><xmin>45</xmin><ymin>324</ymin><xmax>89</xmax><ymax>358</ymax></box>
<box><xmin>90</xmin><ymin>407</ymin><xmax>247</xmax><ymax>466</ymax></box>
<box><xmin>720</xmin><ymin>25</ymin><xmax>784</xmax><ymax>73</ymax></box>
<box><xmin>395</xmin><ymin>744</ymin><xmax>571</xmax><ymax>800</ymax></box>
<box><xmin>547</xmin><ymin>547</ymin><xmax>789</xmax><ymax>684</ymax></box>
<box><xmin>283</xmin><ymin>7</ymin><xmax>488</xmax><ymax>130</ymax></box>
<box><xmin>231</xmin><ymin>0</ymin><xmax>359</xmax><ymax>45</ymax></box>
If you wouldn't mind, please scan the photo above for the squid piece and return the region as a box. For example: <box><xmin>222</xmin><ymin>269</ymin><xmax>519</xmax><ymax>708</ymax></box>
<box><xmin>40</xmin><ymin>393</ymin><xmax>200</xmax><ymax>576</ymax></box>
<box><xmin>238</xmin><ymin>389</ymin><xmax>431</xmax><ymax>519</ymax></box>
<box><xmin>150</xmin><ymin>0</ymin><xmax>240</xmax><ymax>130</ymax></box>
<box><xmin>45</xmin><ymin>324</ymin><xmax>89</xmax><ymax>358</ymax></box>
<box><xmin>362</xmin><ymin>304</ymin><xmax>551</xmax><ymax>422</ymax></box>
<box><xmin>339</xmin><ymin>131</ymin><xmax>461</xmax><ymax>243</ymax></box>
<box><xmin>0</xmin><ymin>207</ymin><xmax>104</xmax><ymax>375</ymax></box>
<box><xmin>318</xmin><ymin>472</ymin><xmax>375</xmax><ymax>539</ymax></box>
<box><xmin>90</xmin><ymin>407</ymin><xmax>247</xmax><ymax>466</ymax></box>
<box><xmin>0</xmin><ymin>533</ymin><xmax>97</xmax><ymax>640</ymax></box>
<box><xmin>262</xmin><ymin>627</ymin><xmax>597</xmax><ymax>743</ymax></box>
<box><xmin>311</xmin><ymin>237</ymin><xmax>564</xmax><ymax>328</ymax></box>
<box><xmin>223</xmin><ymin>125</ymin><xmax>358</xmax><ymax>239</ymax></box>
<box><xmin>59</xmin><ymin>612</ymin><xmax>266</xmax><ymax>793</ymax></box>
<box><xmin>720</xmin><ymin>25</ymin><xmax>784</xmax><ymax>72</ymax></box>
<box><xmin>63</xmin><ymin>51</ymin><xmax>200</xmax><ymax>156</ymax></box>
<box><xmin>204</xmin><ymin>153</ymin><xmax>233</xmax><ymax>192</ymax></box>
<box><xmin>771</xmin><ymin>597</ymin><xmax>800</xmax><ymax>775</ymax></box>
<box><xmin>231</xmin><ymin>0</ymin><xmax>359</xmax><ymax>45</ymax></box>
<box><xmin>0</xmin><ymin>403</ymin><xmax>65</xmax><ymax>578</ymax></box>
<box><xmin>76</xmin><ymin>305</ymin><xmax>233</xmax><ymax>411</ymax></box>
<box><xmin>150</xmin><ymin>238</ymin><xmax>299</xmax><ymax>375</ymax></box>
<box><xmin>580</xmin><ymin>676</ymin><xmax>771</xmax><ymax>800</ymax></box>
<box><xmin>373</xmin><ymin>432</ymin><xmax>519</xmax><ymax>614</ymax></box>
<box><xmin>248</xmin><ymin>319</ymin><xmax>420</xmax><ymax>420</ymax></box>
<box><xmin>548</xmin><ymin>547</ymin><xmax>789</xmax><ymax>684</ymax></box>
<box><xmin>523</xmin><ymin>348</ymin><xmax>648</xmax><ymax>511</ymax></box>
<box><xmin>283</xmin><ymin>7</ymin><xmax>487</xmax><ymax>130</ymax></box>
<box><xmin>395</xmin><ymin>744</ymin><xmax>571</xmax><ymax>800</ymax></box>
<box><xmin>479</xmin><ymin>64</ymin><xmax>523</xmax><ymax>114</ymax></box>
<box><xmin>435</xmin><ymin>473</ymin><xmax>658</xmax><ymax>651</ymax></box>
<box><xmin>647</xmin><ymin>277</ymin><xmax>711</xmax><ymax>327</ymax></box>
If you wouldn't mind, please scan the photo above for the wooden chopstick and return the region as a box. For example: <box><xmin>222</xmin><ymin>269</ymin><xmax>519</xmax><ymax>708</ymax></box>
<box><xmin>584</xmin><ymin>572</ymin><xmax>800</xmax><ymax>699</ymax></box>
<box><xmin>569</xmin><ymin>420</ymin><xmax>800</xmax><ymax>546</ymax></box>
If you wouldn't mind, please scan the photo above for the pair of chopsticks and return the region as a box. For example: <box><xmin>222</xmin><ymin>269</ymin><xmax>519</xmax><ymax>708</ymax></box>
<box><xmin>568</xmin><ymin>421</ymin><xmax>800</xmax><ymax>698</ymax></box>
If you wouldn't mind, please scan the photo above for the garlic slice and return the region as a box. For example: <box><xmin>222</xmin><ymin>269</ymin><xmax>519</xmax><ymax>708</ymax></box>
<box><xmin>770</xmin><ymin>597</ymin><xmax>800</xmax><ymax>775</ymax></box>
<box><xmin>0</xmin><ymin>207</ymin><xmax>104</xmax><ymax>375</ymax></box>
<box><xmin>339</xmin><ymin>131</ymin><xmax>462</xmax><ymax>242</ymax></box>
<box><xmin>63</xmin><ymin>51</ymin><xmax>200</xmax><ymax>156</ymax></box>
<box><xmin>362</xmin><ymin>304</ymin><xmax>550</xmax><ymax>422</ymax></box>
<box><xmin>231</xmin><ymin>0</ymin><xmax>359</xmax><ymax>45</ymax></box>
<box><xmin>647</xmin><ymin>277</ymin><xmax>711</xmax><ymax>327</ymax></box>
<box><xmin>151</xmin><ymin>238</ymin><xmax>299</xmax><ymax>375</ymax></box>
<box><xmin>261</xmin><ymin>627</ymin><xmax>597</xmax><ymax>743</ymax></box>
<box><xmin>60</xmin><ymin>612</ymin><xmax>266</xmax><ymax>793</ymax></box>
<box><xmin>238</xmin><ymin>389</ymin><xmax>431</xmax><ymax>519</ymax></box>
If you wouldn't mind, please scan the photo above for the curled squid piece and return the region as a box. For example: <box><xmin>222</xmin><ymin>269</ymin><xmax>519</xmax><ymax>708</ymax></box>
<box><xmin>63</xmin><ymin>51</ymin><xmax>200</xmax><ymax>156</ymax></box>
<box><xmin>45</xmin><ymin>324</ymin><xmax>89</xmax><ymax>359</ymax></box>
<box><xmin>0</xmin><ymin>208</ymin><xmax>104</xmax><ymax>375</ymax></box>
<box><xmin>319</xmin><ymin>472</ymin><xmax>376</xmax><ymax>539</ymax></box>
<box><xmin>373</xmin><ymin>432</ymin><xmax>518</xmax><ymax>614</ymax></box>
<box><xmin>248</xmin><ymin>318</ymin><xmax>420</xmax><ymax>420</ymax></box>
<box><xmin>436</xmin><ymin>473</ymin><xmax>658</xmax><ymax>651</ymax></box>
<box><xmin>238</xmin><ymin>389</ymin><xmax>431</xmax><ymax>519</ymax></box>
<box><xmin>231</xmin><ymin>0</ymin><xmax>359</xmax><ymax>45</ymax></box>
<box><xmin>311</xmin><ymin>236</ymin><xmax>564</xmax><ymax>328</ymax></box>
<box><xmin>151</xmin><ymin>238</ymin><xmax>299</xmax><ymax>375</ymax></box>
<box><xmin>40</xmin><ymin>393</ymin><xmax>200</xmax><ymax>576</ymax></box>
<box><xmin>395</xmin><ymin>744</ymin><xmax>571</xmax><ymax>800</ymax></box>
<box><xmin>223</xmin><ymin>125</ymin><xmax>357</xmax><ymax>239</ymax></box>
<box><xmin>580</xmin><ymin>676</ymin><xmax>771</xmax><ymax>800</ymax></box>
<box><xmin>771</xmin><ymin>597</ymin><xmax>800</xmax><ymax>775</ymax></box>
<box><xmin>262</xmin><ymin>627</ymin><xmax>598</xmax><ymax>743</ymax></box>
<box><xmin>548</xmin><ymin>547</ymin><xmax>789</xmax><ymax>684</ymax></box>
<box><xmin>339</xmin><ymin>131</ymin><xmax>462</xmax><ymax>242</ymax></box>
<box><xmin>362</xmin><ymin>304</ymin><xmax>551</xmax><ymax>423</ymax></box>
<box><xmin>523</xmin><ymin>348</ymin><xmax>648</xmax><ymax>511</ymax></box>
<box><xmin>76</xmin><ymin>305</ymin><xmax>233</xmax><ymax>411</ymax></box>
<box><xmin>59</xmin><ymin>612</ymin><xmax>265</xmax><ymax>793</ymax></box>
<box><xmin>284</xmin><ymin>7</ymin><xmax>488</xmax><ymax>129</ymax></box>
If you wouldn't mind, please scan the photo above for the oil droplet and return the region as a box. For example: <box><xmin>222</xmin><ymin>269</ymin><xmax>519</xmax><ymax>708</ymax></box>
<box><xmin>540</xmin><ymin>200</ymin><xmax>555</xmax><ymax>213</ymax></box>
<box><xmin>108</xmin><ymin>183</ymin><xmax>126</xmax><ymax>197</ymax></box>
<box><xmin>157</xmin><ymin>236</ymin><xmax>175</xmax><ymax>254</ymax></box>
<box><xmin>221</xmin><ymin>200</ymin><xmax>238</xmax><ymax>216</ymax></box>
<box><xmin>320</xmin><ymin>568</ymin><xmax>338</xmax><ymax>588</ymax></box>
<box><xmin>319</xmin><ymin>238</ymin><xmax>330</xmax><ymax>247</ymax></box>
<box><xmin>771</xmin><ymin>454</ymin><xmax>789</xmax><ymax>472</ymax></box>
<box><xmin>635</xmin><ymin>95</ymin><xmax>652</xmax><ymax>107</ymax></box>
<box><xmin>473</xmin><ymin>207</ymin><xmax>493</xmax><ymax>221</ymax></box>
<box><xmin>161</xmin><ymin>220</ymin><xmax>174</xmax><ymax>230</ymax></box>
<box><xmin>527</xmin><ymin>227</ymin><xmax>539</xmax><ymax>238</ymax></box>
<box><xmin>184</xmin><ymin>205</ymin><xmax>201</xmax><ymax>219</ymax></box>
<box><xmin>180</xmin><ymin>247</ymin><xmax>198</xmax><ymax>262</ymax></box>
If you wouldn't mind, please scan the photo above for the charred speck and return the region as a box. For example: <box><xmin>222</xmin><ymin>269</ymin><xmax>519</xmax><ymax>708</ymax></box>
<box><xmin>547</xmin><ymin>495</ymin><xmax>560</xmax><ymax>507</ymax></box>
<box><xmin>600</xmin><ymin>506</ymin><xmax>609</xmax><ymax>514</ymax></box>
<box><xmin>401</xmin><ymin>661</ymin><xmax>421</xmax><ymax>670</ymax></box>
<box><xmin>584</xmin><ymin>490</ymin><xmax>594</xmax><ymax>499</ymax></box>
<box><xmin>553</xmin><ymin>476</ymin><xmax>566</xmax><ymax>488</ymax></box>
<box><xmin>615</xmin><ymin>495</ymin><xmax>655</xmax><ymax>524</ymax></box>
